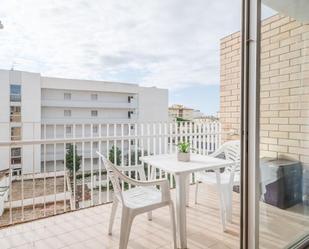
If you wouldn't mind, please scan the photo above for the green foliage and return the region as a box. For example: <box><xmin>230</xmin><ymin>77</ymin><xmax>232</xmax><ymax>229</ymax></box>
<box><xmin>126</xmin><ymin>150</ymin><xmax>149</xmax><ymax>179</ymax></box>
<box><xmin>167</xmin><ymin>174</ymin><xmax>176</xmax><ymax>188</ymax></box>
<box><xmin>176</xmin><ymin>117</ymin><xmax>190</xmax><ymax>122</ymax></box>
<box><xmin>109</xmin><ymin>146</ymin><xmax>121</xmax><ymax>165</ymax></box>
<box><xmin>128</xmin><ymin>150</ymin><xmax>148</xmax><ymax>165</ymax></box>
<box><xmin>177</xmin><ymin>142</ymin><xmax>191</xmax><ymax>153</ymax></box>
<box><xmin>65</xmin><ymin>144</ymin><xmax>81</xmax><ymax>176</ymax></box>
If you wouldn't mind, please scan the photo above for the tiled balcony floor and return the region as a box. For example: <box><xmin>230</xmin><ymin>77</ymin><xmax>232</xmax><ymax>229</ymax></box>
<box><xmin>0</xmin><ymin>184</ymin><xmax>240</xmax><ymax>249</ymax></box>
<box><xmin>1</xmin><ymin>182</ymin><xmax>309</xmax><ymax>249</ymax></box>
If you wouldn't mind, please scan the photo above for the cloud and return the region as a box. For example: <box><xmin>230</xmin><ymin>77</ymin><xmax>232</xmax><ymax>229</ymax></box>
<box><xmin>0</xmin><ymin>0</ymin><xmax>241</xmax><ymax>90</ymax></box>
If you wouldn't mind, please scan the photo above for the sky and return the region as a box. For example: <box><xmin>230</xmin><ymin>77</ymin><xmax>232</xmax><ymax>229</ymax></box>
<box><xmin>0</xmin><ymin>0</ymin><xmax>274</xmax><ymax>115</ymax></box>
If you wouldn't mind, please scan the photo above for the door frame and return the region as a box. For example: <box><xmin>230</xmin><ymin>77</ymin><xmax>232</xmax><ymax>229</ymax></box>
<box><xmin>240</xmin><ymin>0</ymin><xmax>261</xmax><ymax>248</ymax></box>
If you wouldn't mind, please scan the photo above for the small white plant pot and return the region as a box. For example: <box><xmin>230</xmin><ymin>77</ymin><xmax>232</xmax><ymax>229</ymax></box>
<box><xmin>177</xmin><ymin>152</ymin><xmax>190</xmax><ymax>162</ymax></box>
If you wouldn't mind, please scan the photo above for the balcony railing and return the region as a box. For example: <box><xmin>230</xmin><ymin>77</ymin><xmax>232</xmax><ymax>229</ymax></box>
<box><xmin>41</xmin><ymin>99</ymin><xmax>137</xmax><ymax>109</ymax></box>
<box><xmin>10</xmin><ymin>115</ymin><xmax>21</xmax><ymax>123</ymax></box>
<box><xmin>0</xmin><ymin>121</ymin><xmax>222</xmax><ymax>227</ymax></box>
<box><xmin>10</xmin><ymin>94</ymin><xmax>21</xmax><ymax>102</ymax></box>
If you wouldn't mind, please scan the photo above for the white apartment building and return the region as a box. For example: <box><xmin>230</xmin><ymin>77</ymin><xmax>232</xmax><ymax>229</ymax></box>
<box><xmin>0</xmin><ymin>69</ymin><xmax>168</xmax><ymax>174</ymax></box>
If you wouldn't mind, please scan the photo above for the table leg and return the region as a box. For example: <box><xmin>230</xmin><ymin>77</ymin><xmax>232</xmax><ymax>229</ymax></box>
<box><xmin>175</xmin><ymin>173</ymin><xmax>188</xmax><ymax>249</ymax></box>
<box><xmin>215</xmin><ymin>169</ymin><xmax>227</xmax><ymax>231</ymax></box>
<box><xmin>186</xmin><ymin>175</ymin><xmax>190</xmax><ymax>207</ymax></box>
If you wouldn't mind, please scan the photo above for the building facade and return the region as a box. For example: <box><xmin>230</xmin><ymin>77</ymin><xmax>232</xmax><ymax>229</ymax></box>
<box><xmin>168</xmin><ymin>104</ymin><xmax>203</xmax><ymax>121</ymax></box>
<box><xmin>0</xmin><ymin>69</ymin><xmax>168</xmax><ymax>174</ymax></box>
<box><xmin>193</xmin><ymin>115</ymin><xmax>219</xmax><ymax>123</ymax></box>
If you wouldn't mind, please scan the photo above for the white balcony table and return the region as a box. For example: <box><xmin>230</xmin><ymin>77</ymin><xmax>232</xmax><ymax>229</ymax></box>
<box><xmin>140</xmin><ymin>153</ymin><xmax>234</xmax><ymax>249</ymax></box>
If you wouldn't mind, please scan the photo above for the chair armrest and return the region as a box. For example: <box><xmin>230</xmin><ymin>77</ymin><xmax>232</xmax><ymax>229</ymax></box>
<box><xmin>138</xmin><ymin>178</ymin><xmax>170</xmax><ymax>202</ymax></box>
<box><xmin>117</xmin><ymin>173</ymin><xmax>171</xmax><ymax>201</ymax></box>
<box><xmin>118</xmin><ymin>172</ymin><xmax>167</xmax><ymax>187</ymax></box>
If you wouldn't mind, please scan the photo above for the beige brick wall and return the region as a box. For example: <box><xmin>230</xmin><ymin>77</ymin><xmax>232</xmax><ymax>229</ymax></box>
<box><xmin>220</xmin><ymin>14</ymin><xmax>309</xmax><ymax>165</ymax></box>
<box><xmin>220</xmin><ymin>31</ymin><xmax>241</xmax><ymax>142</ymax></box>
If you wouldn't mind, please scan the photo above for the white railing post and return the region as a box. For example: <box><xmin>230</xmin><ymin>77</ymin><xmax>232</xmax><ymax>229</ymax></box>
<box><xmin>53</xmin><ymin>124</ymin><xmax>57</xmax><ymax>214</ymax></box>
<box><xmin>106</xmin><ymin>124</ymin><xmax>110</xmax><ymax>202</ymax></box>
<box><xmin>98</xmin><ymin>123</ymin><xmax>102</xmax><ymax>205</ymax></box>
<box><xmin>63</xmin><ymin>124</ymin><xmax>67</xmax><ymax>212</ymax></box>
<box><xmin>81</xmin><ymin>124</ymin><xmax>85</xmax><ymax>208</ymax></box>
<box><xmin>90</xmin><ymin>123</ymin><xmax>94</xmax><ymax>206</ymax></box>
<box><xmin>43</xmin><ymin>124</ymin><xmax>47</xmax><ymax>216</ymax></box>
<box><xmin>134</xmin><ymin>123</ymin><xmax>138</xmax><ymax>179</ymax></box>
<box><xmin>124</xmin><ymin>124</ymin><xmax>129</xmax><ymax>189</ymax></box>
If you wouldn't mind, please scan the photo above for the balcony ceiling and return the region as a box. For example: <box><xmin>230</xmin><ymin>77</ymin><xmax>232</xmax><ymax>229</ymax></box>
<box><xmin>263</xmin><ymin>0</ymin><xmax>309</xmax><ymax>23</ymax></box>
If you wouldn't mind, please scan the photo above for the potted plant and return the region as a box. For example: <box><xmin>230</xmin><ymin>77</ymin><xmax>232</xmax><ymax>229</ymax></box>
<box><xmin>177</xmin><ymin>142</ymin><xmax>191</xmax><ymax>162</ymax></box>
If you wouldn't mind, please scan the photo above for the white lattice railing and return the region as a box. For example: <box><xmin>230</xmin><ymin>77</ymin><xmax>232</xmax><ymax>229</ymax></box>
<box><xmin>0</xmin><ymin>121</ymin><xmax>222</xmax><ymax>227</ymax></box>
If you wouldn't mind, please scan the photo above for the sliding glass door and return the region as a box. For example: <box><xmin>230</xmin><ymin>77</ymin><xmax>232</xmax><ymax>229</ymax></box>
<box><xmin>243</xmin><ymin>0</ymin><xmax>309</xmax><ymax>248</ymax></box>
<box><xmin>259</xmin><ymin>1</ymin><xmax>309</xmax><ymax>248</ymax></box>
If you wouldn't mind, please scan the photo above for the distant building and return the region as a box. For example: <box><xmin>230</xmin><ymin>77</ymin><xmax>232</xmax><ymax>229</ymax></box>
<box><xmin>193</xmin><ymin>115</ymin><xmax>219</xmax><ymax>123</ymax></box>
<box><xmin>0</xmin><ymin>69</ymin><xmax>168</xmax><ymax>174</ymax></box>
<box><xmin>168</xmin><ymin>104</ymin><xmax>203</xmax><ymax>121</ymax></box>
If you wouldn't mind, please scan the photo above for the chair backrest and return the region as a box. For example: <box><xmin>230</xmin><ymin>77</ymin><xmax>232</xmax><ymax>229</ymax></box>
<box><xmin>96</xmin><ymin>151</ymin><xmax>124</xmax><ymax>203</ymax></box>
<box><xmin>222</xmin><ymin>140</ymin><xmax>240</xmax><ymax>163</ymax></box>
<box><xmin>212</xmin><ymin>140</ymin><xmax>240</xmax><ymax>173</ymax></box>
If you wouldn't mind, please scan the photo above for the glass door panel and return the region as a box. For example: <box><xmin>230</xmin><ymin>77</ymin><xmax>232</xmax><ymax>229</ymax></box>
<box><xmin>259</xmin><ymin>1</ymin><xmax>309</xmax><ymax>247</ymax></box>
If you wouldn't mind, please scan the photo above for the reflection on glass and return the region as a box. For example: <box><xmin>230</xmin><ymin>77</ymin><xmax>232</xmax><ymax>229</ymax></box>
<box><xmin>11</xmin><ymin>147</ymin><xmax>21</xmax><ymax>165</ymax></box>
<box><xmin>11</xmin><ymin>127</ymin><xmax>21</xmax><ymax>141</ymax></box>
<box><xmin>259</xmin><ymin>1</ymin><xmax>309</xmax><ymax>248</ymax></box>
<box><xmin>10</xmin><ymin>106</ymin><xmax>21</xmax><ymax>122</ymax></box>
<box><xmin>10</xmin><ymin>84</ymin><xmax>21</xmax><ymax>102</ymax></box>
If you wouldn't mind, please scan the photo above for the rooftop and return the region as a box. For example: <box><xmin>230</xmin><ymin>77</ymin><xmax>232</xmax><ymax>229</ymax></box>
<box><xmin>168</xmin><ymin>104</ymin><xmax>194</xmax><ymax>111</ymax></box>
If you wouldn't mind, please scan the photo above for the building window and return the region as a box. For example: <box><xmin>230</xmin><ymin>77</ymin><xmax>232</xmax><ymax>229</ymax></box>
<box><xmin>91</xmin><ymin>94</ymin><xmax>98</xmax><ymax>101</ymax></box>
<box><xmin>11</xmin><ymin>127</ymin><xmax>21</xmax><ymax>141</ymax></box>
<box><xmin>128</xmin><ymin>96</ymin><xmax>134</xmax><ymax>103</ymax></box>
<box><xmin>66</xmin><ymin>125</ymin><xmax>72</xmax><ymax>135</ymax></box>
<box><xmin>64</xmin><ymin>93</ymin><xmax>71</xmax><ymax>100</ymax></box>
<box><xmin>91</xmin><ymin>110</ymin><xmax>98</xmax><ymax>117</ymax></box>
<box><xmin>64</xmin><ymin>110</ymin><xmax>71</xmax><ymax>117</ymax></box>
<box><xmin>65</xmin><ymin>143</ymin><xmax>72</xmax><ymax>150</ymax></box>
<box><xmin>10</xmin><ymin>84</ymin><xmax>21</xmax><ymax>102</ymax></box>
<box><xmin>10</xmin><ymin>106</ymin><xmax>21</xmax><ymax>122</ymax></box>
<box><xmin>11</xmin><ymin>147</ymin><xmax>21</xmax><ymax>165</ymax></box>
<box><xmin>93</xmin><ymin>125</ymin><xmax>98</xmax><ymax>133</ymax></box>
<box><xmin>128</xmin><ymin>111</ymin><xmax>134</xmax><ymax>119</ymax></box>
<box><xmin>12</xmin><ymin>169</ymin><xmax>22</xmax><ymax>176</ymax></box>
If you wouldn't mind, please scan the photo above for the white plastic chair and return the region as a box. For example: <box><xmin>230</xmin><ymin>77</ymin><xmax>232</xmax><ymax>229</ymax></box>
<box><xmin>97</xmin><ymin>151</ymin><xmax>177</xmax><ymax>249</ymax></box>
<box><xmin>194</xmin><ymin>140</ymin><xmax>240</xmax><ymax>228</ymax></box>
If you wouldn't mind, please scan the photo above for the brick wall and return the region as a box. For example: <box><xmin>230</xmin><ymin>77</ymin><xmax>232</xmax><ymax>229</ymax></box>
<box><xmin>220</xmin><ymin>14</ymin><xmax>309</xmax><ymax>199</ymax></box>
<box><xmin>220</xmin><ymin>32</ymin><xmax>241</xmax><ymax>142</ymax></box>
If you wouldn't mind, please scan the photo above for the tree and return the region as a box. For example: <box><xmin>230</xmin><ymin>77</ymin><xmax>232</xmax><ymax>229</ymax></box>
<box><xmin>126</xmin><ymin>150</ymin><xmax>149</xmax><ymax>180</ymax></box>
<box><xmin>176</xmin><ymin>117</ymin><xmax>190</xmax><ymax>122</ymax></box>
<box><xmin>128</xmin><ymin>150</ymin><xmax>148</xmax><ymax>165</ymax></box>
<box><xmin>65</xmin><ymin>144</ymin><xmax>81</xmax><ymax>176</ymax></box>
<box><xmin>109</xmin><ymin>146</ymin><xmax>121</xmax><ymax>165</ymax></box>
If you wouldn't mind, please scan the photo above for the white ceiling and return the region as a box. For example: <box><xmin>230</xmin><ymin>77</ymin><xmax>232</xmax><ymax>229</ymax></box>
<box><xmin>262</xmin><ymin>0</ymin><xmax>309</xmax><ymax>23</ymax></box>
